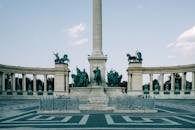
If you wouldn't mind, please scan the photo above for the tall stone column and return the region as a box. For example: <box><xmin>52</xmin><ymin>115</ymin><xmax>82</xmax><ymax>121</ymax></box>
<box><xmin>92</xmin><ymin>0</ymin><xmax>102</xmax><ymax>56</ymax></box>
<box><xmin>44</xmin><ymin>74</ymin><xmax>47</xmax><ymax>93</ymax></box>
<box><xmin>33</xmin><ymin>74</ymin><xmax>37</xmax><ymax>94</ymax></box>
<box><xmin>88</xmin><ymin>0</ymin><xmax>107</xmax><ymax>85</ymax></box>
<box><xmin>149</xmin><ymin>74</ymin><xmax>153</xmax><ymax>91</ymax></box>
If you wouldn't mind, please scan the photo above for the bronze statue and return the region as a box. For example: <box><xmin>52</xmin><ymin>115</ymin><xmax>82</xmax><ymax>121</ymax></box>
<box><xmin>93</xmin><ymin>67</ymin><xmax>102</xmax><ymax>85</ymax></box>
<box><xmin>60</xmin><ymin>54</ymin><xmax>70</xmax><ymax>63</ymax></box>
<box><xmin>127</xmin><ymin>50</ymin><xmax>143</xmax><ymax>63</ymax></box>
<box><xmin>143</xmin><ymin>84</ymin><xmax>149</xmax><ymax>91</ymax></box>
<box><xmin>153</xmin><ymin>79</ymin><xmax>160</xmax><ymax>91</ymax></box>
<box><xmin>54</xmin><ymin>52</ymin><xmax>69</xmax><ymax>64</ymax></box>
<box><xmin>127</xmin><ymin>54</ymin><xmax>137</xmax><ymax>63</ymax></box>
<box><xmin>136</xmin><ymin>50</ymin><xmax>143</xmax><ymax>63</ymax></box>
<box><xmin>6</xmin><ymin>74</ymin><xmax>12</xmax><ymax>91</ymax></box>
<box><xmin>71</xmin><ymin>68</ymin><xmax>89</xmax><ymax>87</ymax></box>
<box><xmin>107</xmin><ymin>70</ymin><xmax>122</xmax><ymax>87</ymax></box>
<box><xmin>54</xmin><ymin>53</ymin><xmax>60</xmax><ymax>63</ymax></box>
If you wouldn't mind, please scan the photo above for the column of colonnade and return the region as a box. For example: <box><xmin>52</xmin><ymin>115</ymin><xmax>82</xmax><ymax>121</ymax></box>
<box><xmin>182</xmin><ymin>72</ymin><xmax>186</xmax><ymax>91</ymax></box>
<box><xmin>171</xmin><ymin>73</ymin><xmax>175</xmax><ymax>92</ymax></box>
<box><xmin>0</xmin><ymin>72</ymin><xmax>55</xmax><ymax>95</ymax></box>
<box><xmin>159</xmin><ymin>73</ymin><xmax>164</xmax><ymax>91</ymax></box>
<box><xmin>149</xmin><ymin>74</ymin><xmax>153</xmax><ymax>92</ymax></box>
<box><xmin>192</xmin><ymin>72</ymin><xmax>195</xmax><ymax>92</ymax></box>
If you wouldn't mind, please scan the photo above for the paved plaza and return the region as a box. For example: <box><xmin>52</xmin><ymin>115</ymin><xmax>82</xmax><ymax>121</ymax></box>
<box><xmin>0</xmin><ymin>99</ymin><xmax>195</xmax><ymax>130</ymax></box>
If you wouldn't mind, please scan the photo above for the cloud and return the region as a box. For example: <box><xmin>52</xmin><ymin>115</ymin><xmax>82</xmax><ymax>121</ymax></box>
<box><xmin>166</xmin><ymin>42</ymin><xmax>175</xmax><ymax>48</ymax></box>
<box><xmin>66</xmin><ymin>23</ymin><xmax>88</xmax><ymax>46</ymax></box>
<box><xmin>68</xmin><ymin>23</ymin><xmax>86</xmax><ymax>38</ymax></box>
<box><xmin>167</xmin><ymin>26</ymin><xmax>195</xmax><ymax>56</ymax></box>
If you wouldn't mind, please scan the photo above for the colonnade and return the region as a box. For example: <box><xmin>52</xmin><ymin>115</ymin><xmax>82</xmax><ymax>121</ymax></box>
<box><xmin>0</xmin><ymin>72</ymin><xmax>53</xmax><ymax>95</ymax></box>
<box><xmin>127</xmin><ymin>63</ymin><xmax>195</xmax><ymax>98</ymax></box>
<box><xmin>146</xmin><ymin>72</ymin><xmax>195</xmax><ymax>93</ymax></box>
<box><xmin>0</xmin><ymin>64</ymin><xmax>69</xmax><ymax>96</ymax></box>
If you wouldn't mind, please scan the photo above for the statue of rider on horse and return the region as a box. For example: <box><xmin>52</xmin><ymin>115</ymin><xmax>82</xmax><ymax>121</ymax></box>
<box><xmin>54</xmin><ymin>52</ymin><xmax>70</xmax><ymax>64</ymax></box>
<box><xmin>127</xmin><ymin>50</ymin><xmax>143</xmax><ymax>63</ymax></box>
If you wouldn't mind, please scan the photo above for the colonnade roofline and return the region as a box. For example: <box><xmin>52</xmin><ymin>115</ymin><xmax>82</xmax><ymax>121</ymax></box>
<box><xmin>0</xmin><ymin>64</ymin><xmax>56</xmax><ymax>75</ymax></box>
<box><xmin>128</xmin><ymin>64</ymin><xmax>195</xmax><ymax>74</ymax></box>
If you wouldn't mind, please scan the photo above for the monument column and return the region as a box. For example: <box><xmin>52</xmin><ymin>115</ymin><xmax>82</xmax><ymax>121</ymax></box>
<box><xmin>92</xmin><ymin>0</ymin><xmax>103</xmax><ymax>56</ymax></box>
<box><xmin>88</xmin><ymin>0</ymin><xmax>107</xmax><ymax>85</ymax></box>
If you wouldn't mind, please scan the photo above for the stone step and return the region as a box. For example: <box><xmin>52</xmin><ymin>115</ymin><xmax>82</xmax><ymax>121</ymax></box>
<box><xmin>79</xmin><ymin>105</ymin><xmax>114</xmax><ymax>111</ymax></box>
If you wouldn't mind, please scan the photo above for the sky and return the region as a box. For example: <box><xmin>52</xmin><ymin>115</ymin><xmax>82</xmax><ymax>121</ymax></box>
<box><xmin>0</xmin><ymin>0</ymin><xmax>195</xmax><ymax>82</ymax></box>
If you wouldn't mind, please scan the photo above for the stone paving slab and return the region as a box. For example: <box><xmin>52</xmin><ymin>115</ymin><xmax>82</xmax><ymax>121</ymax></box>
<box><xmin>0</xmin><ymin>99</ymin><xmax>195</xmax><ymax>130</ymax></box>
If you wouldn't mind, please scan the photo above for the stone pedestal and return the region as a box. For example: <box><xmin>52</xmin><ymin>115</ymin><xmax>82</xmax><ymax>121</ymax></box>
<box><xmin>54</xmin><ymin>63</ymin><xmax>69</xmax><ymax>96</ymax></box>
<box><xmin>88</xmin><ymin>56</ymin><xmax>107</xmax><ymax>84</ymax></box>
<box><xmin>127</xmin><ymin>63</ymin><xmax>143</xmax><ymax>96</ymax></box>
<box><xmin>79</xmin><ymin>86</ymin><xmax>113</xmax><ymax>111</ymax></box>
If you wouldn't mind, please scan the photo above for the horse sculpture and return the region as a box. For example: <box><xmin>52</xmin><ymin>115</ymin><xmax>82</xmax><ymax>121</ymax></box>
<box><xmin>54</xmin><ymin>53</ymin><xmax>69</xmax><ymax>64</ymax></box>
<box><xmin>127</xmin><ymin>54</ymin><xmax>137</xmax><ymax>63</ymax></box>
<box><xmin>60</xmin><ymin>54</ymin><xmax>70</xmax><ymax>63</ymax></box>
<box><xmin>127</xmin><ymin>51</ymin><xmax>143</xmax><ymax>63</ymax></box>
